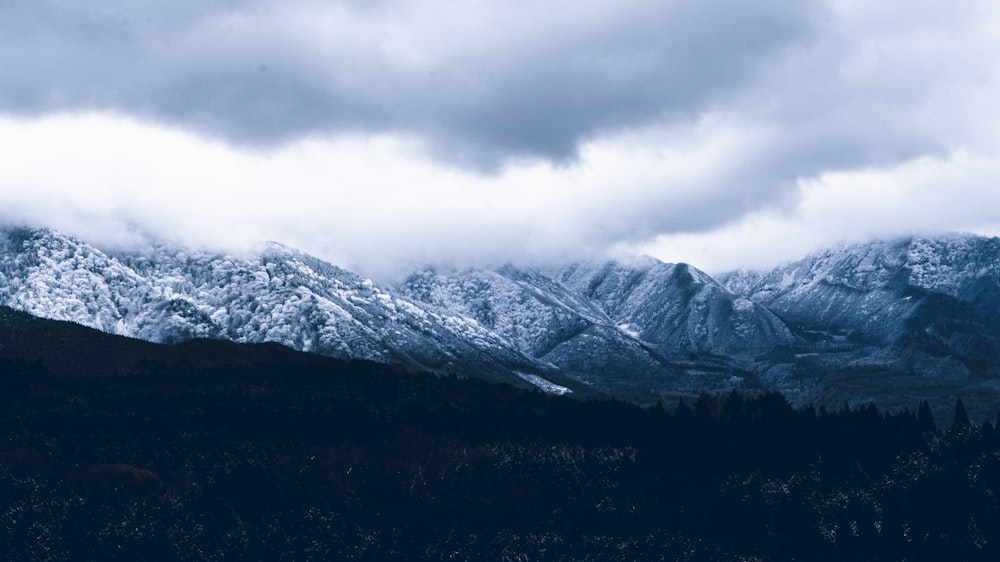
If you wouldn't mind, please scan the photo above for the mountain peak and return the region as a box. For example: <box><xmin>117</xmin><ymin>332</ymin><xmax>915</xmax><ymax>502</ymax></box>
<box><xmin>6</xmin><ymin>226</ymin><xmax>1000</xmax><ymax>416</ymax></box>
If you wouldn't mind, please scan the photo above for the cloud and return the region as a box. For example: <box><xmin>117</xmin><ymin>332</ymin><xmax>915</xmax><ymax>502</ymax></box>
<box><xmin>0</xmin><ymin>0</ymin><xmax>823</xmax><ymax>167</ymax></box>
<box><xmin>633</xmin><ymin>150</ymin><xmax>1000</xmax><ymax>273</ymax></box>
<box><xmin>0</xmin><ymin>112</ymin><xmax>813</xmax><ymax>279</ymax></box>
<box><xmin>2</xmin><ymin>1</ymin><xmax>1000</xmax><ymax>277</ymax></box>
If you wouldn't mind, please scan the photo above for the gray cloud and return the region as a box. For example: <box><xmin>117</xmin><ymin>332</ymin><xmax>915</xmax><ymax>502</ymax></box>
<box><xmin>2</xmin><ymin>1</ymin><xmax>1000</xmax><ymax>277</ymax></box>
<box><xmin>0</xmin><ymin>0</ymin><xmax>823</xmax><ymax>167</ymax></box>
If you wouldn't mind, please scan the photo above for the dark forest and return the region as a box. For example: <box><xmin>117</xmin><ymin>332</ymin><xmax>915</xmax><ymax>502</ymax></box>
<box><xmin>2</xmin><ymin>307</ymin><xmax>999</xmax><ymax>561</ymax></box>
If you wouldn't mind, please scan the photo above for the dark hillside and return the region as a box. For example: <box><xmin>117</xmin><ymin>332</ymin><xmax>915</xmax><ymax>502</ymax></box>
<box><xmin>2</xmin><ymin>307</ymin><xmax>1000</xmax><ymax>560</ymax></box>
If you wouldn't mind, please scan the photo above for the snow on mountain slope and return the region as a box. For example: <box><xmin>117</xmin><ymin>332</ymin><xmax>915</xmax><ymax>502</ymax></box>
<box><xmin>720</xmin><ymin>234</ymin><xmax>1000</xmax><ymax>386</ymax></box>
<box><xmin>398</xmin><ymin>259</ymin><xmax>798</xmax><ymax>401</ymax></box>
<box><xmin>10</xmin><ymin>225</ymin><xmax>1000</xmax><ymax>414</ymax></box>
<box><xmin>0</xmin><ymin>225</ymin><xmax>773</xmax><ymax>403</ymax></box>
<box><xmin>720</xmin><ymin>235</ymin><xmax>1000</xmax><ymax>342</ymax></box>
<box><xmin>0</xmin><ymin>228</ymin><xmax>166</xmax><ymax>337</ymax></box>
<box><xmin>552</xmin><ymin>259</ymin><xmax>796</xmax><ymax>354</ymax></box>
<box><xmin>0</xmin><ymin>227</ymin><xmax>549</xmax><ymax>384</ymax></box>
<box><xmin>399</xmin><ymin>265</ymin><xmax>606</xmax><ymax>358</ymax></box>
<box><xmin>398</xmin><ymin>265</ymin><xmax>691</xmax><ymax>401</ymax></box>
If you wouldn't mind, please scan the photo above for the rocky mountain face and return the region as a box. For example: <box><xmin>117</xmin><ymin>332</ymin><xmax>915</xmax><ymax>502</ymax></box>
<box><xmin>721</xmin><ymin>236</ymin><xmax>1000</xmax><ymax>342</ymax></box>
<box><xmin>0</xmin><ymin>227</ymin><xmax>552</xmax><ymax>390</ymax></box>
<box><xmin>399</xmin><ymin>260</ymin><xmax>794</xmax><ymax>401</ymax></box>
<box><xmin>550</xmin><ymin>259</ymin><xmax>795</xmax><ymax>355</ymax></box>
<box><xmin>720</xmin><ymin>235</ymin><xmax>1000</xmax><ymax>417</ymax></box>
<box><xmin>0</xmin><ymin>226</ymin><xmax>796</xmax><ymax>403</ymax></box>
<box><xmin>720</xmin><ymin>235</ymin><xmax>1000</xmax><ymax>366</ymax></box>
<box><xmin>4</xmin><ymin>226</ymin><xmax>1000</xmax><ymax>418</ymax></box>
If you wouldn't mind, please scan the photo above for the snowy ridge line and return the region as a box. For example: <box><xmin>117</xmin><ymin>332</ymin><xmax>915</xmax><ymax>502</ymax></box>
<box><xmin>6</xmin><ymin>225</ymin><xmax>1000</xmax><ymax>412</ymax></box>
<box><xmin>0</xmin><ymin>226</ymin><xmax>544</xmax><ymax>382</ymax></box>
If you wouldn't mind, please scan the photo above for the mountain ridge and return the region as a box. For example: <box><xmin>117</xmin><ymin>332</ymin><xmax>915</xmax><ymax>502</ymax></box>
<box><xmin>4</xmin><ymin>225</ymin><xmax>1000</xmax><ymax>417</ymax></box>
<box><xmin>0</xmin><ymin>226</ymin><xmax>562</xmax><ymax>391</ymax></box>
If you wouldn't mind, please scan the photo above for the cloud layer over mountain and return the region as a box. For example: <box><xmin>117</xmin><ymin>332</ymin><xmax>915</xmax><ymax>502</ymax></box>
<box><xmin>2</xmin><ymin>0</ymin><xmax>1000</xmax><ymax>277</ymax></box>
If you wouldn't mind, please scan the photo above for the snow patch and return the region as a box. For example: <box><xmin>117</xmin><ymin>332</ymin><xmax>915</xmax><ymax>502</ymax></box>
<box><xmin>516</xmin><ymin>373</ymin><xmax>572</xmax><ymax>395</ymax></box>
<box><xmin>617</xmin><ymin>323</ymin><xmax>640</xmax><ymax>339</ymax></box>
<box><xmin>732</xmin><ymin>297</ymin><xmax>755</xmax><ymax>312</ymax></box>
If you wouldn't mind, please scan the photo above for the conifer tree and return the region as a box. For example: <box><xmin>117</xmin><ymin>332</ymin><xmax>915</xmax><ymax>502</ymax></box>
<box><xmin>952</xmin><ymin>398</ymin><xmax>970</xmax><ymax>431</ymax></box>
<box><xmin>917</xmin><ymin>400</ymin><xmax>936</xmax><ymax>433</ymax></box>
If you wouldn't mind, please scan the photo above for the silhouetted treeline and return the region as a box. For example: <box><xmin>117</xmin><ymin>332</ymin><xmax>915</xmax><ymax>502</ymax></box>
<box><xmin>2</xmin><ymin>307</ymin><xmax>1000</xmax><ymax>560</ymax></box>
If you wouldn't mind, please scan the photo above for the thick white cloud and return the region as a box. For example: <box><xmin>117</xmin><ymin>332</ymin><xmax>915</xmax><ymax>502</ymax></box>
<box><xmin>2</xmin><ymin>1</ymin><xmax>1000</xmax><ymax>276</ymax></box>
<box><xmin>634</xmin><ymin>151</ymin><xmax>1000</xmax><ymax>273</ymax></box>
<box><xmin>0</xmin><ymin>112</ymin><xmax>795</xmax><ymax>277</ymax></box>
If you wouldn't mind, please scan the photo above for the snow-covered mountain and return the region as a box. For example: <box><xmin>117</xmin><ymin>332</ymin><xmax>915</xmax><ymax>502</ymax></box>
<box><xmin>720</xmin><ymin>234</ymin><xmax>1000</xmax><ymax>417</ymax></box>
<box><xmin>399</xmin><ymin>259</ymin><xmax>796</xmax><ymax>401</ymax></box>
<box><xmin>550</xmin><ymin>258</ymin><xmax>795</xmax><ymax>354</ymax></box>
<box><xmin>720</xmin><ymin>235</ymin><xmax>1000</xmax><ymax>362</ymax></box>
<box><xmin>5</xmin><ymin>225</ymin><xmax>1000</xmax><ymax>417</ymax></box>
<box><xmin>0</xmin><ymin>226</ymin><xmax>795</xmax><ymax>403</ymax></box>
<box><xmin>0</xmin><ymin>227</ymin><xmax>557</xmax><ymax>389</ymax></box>
<box><xmin>721</xmin><ymin>235</ymin><xmax>1000</xmax><ymax>343</ymax></box>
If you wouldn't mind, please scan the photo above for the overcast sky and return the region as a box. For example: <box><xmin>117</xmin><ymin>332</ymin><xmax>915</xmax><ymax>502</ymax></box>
<box><xmin>2</xmin><ymin>0</ymin><xmax>1000</xmax><ymax>279</ymax></box>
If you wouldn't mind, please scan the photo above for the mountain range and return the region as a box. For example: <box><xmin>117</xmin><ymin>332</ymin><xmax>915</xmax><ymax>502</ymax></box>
<box><xmin>3</xmin><ymin>226</ymin><xmax>1000</xmax><ymax>419</ymax></box>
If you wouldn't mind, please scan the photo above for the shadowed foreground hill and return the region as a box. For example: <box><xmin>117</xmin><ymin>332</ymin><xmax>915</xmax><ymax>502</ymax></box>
<box><xmin>2</xmin><ymin>306</ymin><xmax>1000</xmax><ymax>561</ymax></box>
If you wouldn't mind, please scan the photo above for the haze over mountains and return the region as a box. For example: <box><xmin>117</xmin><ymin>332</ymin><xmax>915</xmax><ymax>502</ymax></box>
<box><xmin>3</xmin><ymin>225</ymin><xmax>1000</xmax><ymax>419</ymax></box>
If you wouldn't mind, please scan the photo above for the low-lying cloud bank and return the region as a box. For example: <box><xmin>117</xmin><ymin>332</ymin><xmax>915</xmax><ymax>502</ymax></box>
<box><xmin>2</xmin><ymin>1</ymin><xmax>1000</xmax><ymax>277</ymax></box>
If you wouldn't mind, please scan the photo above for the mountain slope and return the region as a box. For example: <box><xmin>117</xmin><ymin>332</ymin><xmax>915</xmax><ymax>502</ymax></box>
<box><xmin>6</xmin><ymin>303</ymin><xmax>994</xmax><ymax>561</ymax></box>
<box><xmin>399</xmin><ymin>260</ymin><xmax>798</xmax><ymax>401</ymax></box>
<box><xmin>721</xmin><ymin>235</ymin><xmax>1000</xmax><ymax>336</ymax></box>
<box><xmin>552</xmin><ymin>259</ymin><xmax>796</xmax><ymax>355</ymax></box>
<box><xmin>0</xmin><ymin>227</ymin><xmax>557</xmax><ymax>389</ymax></box>
<box><xmin>720</xmin><ymin>235</ymin><xmax>1000</xmax><ymax>408</ymax></box>
<box><xmin>6</xmin><ymin>225</ymin><xmax>1000</xmax><ymax>415</ymax></box>
<box><xmin>399</xmin><ymin>265</ymin><xmax>686</xmax><ymax>401</ymax></box>
<box><xmin>721</xmin><ymin>235</ymin><xmax>1000</xmax><ymax>366</ymax></box>
<box><xmin>0</xmin><ymin>226</ymin><xmax>795</xmax><ymax>403</ymax></box>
